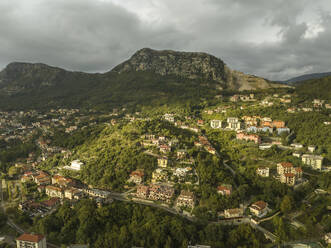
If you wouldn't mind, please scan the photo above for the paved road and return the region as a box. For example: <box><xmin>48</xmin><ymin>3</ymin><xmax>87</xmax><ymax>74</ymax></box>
<box><xmin>108</xmin><ymin>191</ymin><xmax>196</xmax><ymax>222</ymax></box>
<box><xmin>250</xmin><ymin>222</ymin><xmax>277</xmax><ymax>242</ymax></box>
<box><xmin>6</xmin><ymin>219</ymin><xmax>25</xmax><ymax>234</ymax></box>
<box><xmin>110</xmin><ymin>189</ymin><xmax>281</xmax><ymax>243</ymax></box>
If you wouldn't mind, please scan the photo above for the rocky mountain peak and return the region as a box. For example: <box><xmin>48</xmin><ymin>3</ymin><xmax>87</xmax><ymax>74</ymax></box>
<box><xmin>112</xmin><ymin>48</ymin><xmax>279</xmax><ymax>91</ymax></box>
<box><xmin>112</xmin><ymin>48</ymin><xmax>231</xmax><ymax>85</ymax></box>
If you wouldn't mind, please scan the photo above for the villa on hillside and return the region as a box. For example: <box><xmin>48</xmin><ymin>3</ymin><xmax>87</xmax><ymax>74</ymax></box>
<box><xmin>249</xmin><ymin>201</ymin><xmax>268</xmax><ymax>217</ymax></box>
<box><xmin>128</xmin><ymin>170</ymin><xmax>144</xmax><ymax>184</ymax></box>
<box><xmin>217</xmin><ymin>184</ymin><xmax>232</xmax><ymax>196</ymax></box>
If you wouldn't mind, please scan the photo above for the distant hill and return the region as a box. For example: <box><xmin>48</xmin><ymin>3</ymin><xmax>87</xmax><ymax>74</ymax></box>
<box><xmin>283</xmin><ymin>72</ymin><xmax>331</xmax><ymax>85</ymax></box>
<box><xmin>294</xmin><ymin>76</ymin><xmax>331</xmax><ymax>101</ymax></box>
<box><xmin>0</xmin><ymin>48</ymin><xmax>286</xmax><ymax>111</ymax></box>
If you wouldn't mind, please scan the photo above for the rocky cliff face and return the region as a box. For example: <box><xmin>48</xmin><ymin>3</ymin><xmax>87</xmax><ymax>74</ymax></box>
<box><xmin>112</xmin><ymin>48</ymin><xmax>275</xmax><ymax>91</ymax></box>
<box><xmin>113</xmin><ymin>48</ymin><xmax>230</xmax><ymax>85</ymax></box>
<box><xmin>0</xmin><ymin>62</ymin><xmax>66</xmax><ymax>94</ymax></box>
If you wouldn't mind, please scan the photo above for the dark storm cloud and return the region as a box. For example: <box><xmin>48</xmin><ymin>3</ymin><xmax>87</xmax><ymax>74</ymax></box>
<box><xmin>0</xmin><ymin>0</ymin><xmax>330</xmax><ymax>80</ymax></box>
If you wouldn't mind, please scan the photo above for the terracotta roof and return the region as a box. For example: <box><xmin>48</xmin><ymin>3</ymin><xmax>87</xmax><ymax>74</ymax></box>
<box><xmin>35</xmin><ymin>174</ymin><xmax>49</xmax><ymax>180</ymax></box>
<box><xmin>217</xmin><ymin>185</ymin><xmax>232</xmax><ymax>191</ymax></box>
<box><xmin>46</xmin><ymin>185</ymin><xmax>62</xmax><ymax>191</ymax></box>
<box><xmin>16</xmin><ymin>233</ymin><xmax>44</xmax><ymax>242</ymax></box>
<box><xmin>52</xmin><ymin>175</ymin><xmax>63</xmax><ymax>180</ymax></box>
<box><xmin>251</xmin><ymin>201</ymin><xmax>267</xmax><ymax>210</ymax></box>
<box><xmin>41</xmin><ymin>197</ymin><xmax>60</xmax><ymax>207</ymax></box>
<box><xmin>295</xmin><ymin>167</ymin><xmax>303</xmax><ymax>173</ymax></box>
<box><xmin>280</xmin><ymin>162</ymin><xmax>293</xmax><ymax>168</ymax></box>
<box><xmin>130</xmin><ymin>170</ymin><xmax>144</xmax><ymax>177</ymax></box>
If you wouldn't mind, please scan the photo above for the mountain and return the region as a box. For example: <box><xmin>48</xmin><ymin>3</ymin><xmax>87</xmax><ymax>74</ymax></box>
<box><xmin>283</xmin><ymin>71</ymin><xmax>331</xmax><ymax>85</ymax></box>
<box><xmin>113</xmin><ymin>48</ymin><xmax>281</xmax><ymax>91</ymax></box>
<box><xmin>294</xmin><ymin>76</ymin><xmax>331</xmax><ymax>100</ymax></box>
<box><xmin>0</xmin><ymin>48</ymin><xmax>285</xmax><ymax>111</ymax></box>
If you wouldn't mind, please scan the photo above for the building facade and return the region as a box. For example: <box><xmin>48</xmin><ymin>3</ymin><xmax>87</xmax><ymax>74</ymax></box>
<box><xmin>16</xmin><ymin>233</ymin><xmax>47</xmax><ymax>248</ymax></box>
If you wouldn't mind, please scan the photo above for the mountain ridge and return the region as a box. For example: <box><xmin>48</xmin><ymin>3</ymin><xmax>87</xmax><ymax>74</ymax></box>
<box><xmin>282</xmin><ymin>71</ymin><xmax>331</xmax><ymax>85</ymax></box>
<box><xmin>0</xmin><ymin>48</ymin><xmax>290</xmax><ymax>110</ymax></box>
<box><xmin>112</xmin><ymin>48</ymin><xmax>281</xmax><ymax>91</ymax></box>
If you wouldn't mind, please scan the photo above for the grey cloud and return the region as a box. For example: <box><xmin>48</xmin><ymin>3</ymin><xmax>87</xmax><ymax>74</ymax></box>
<box><xmin>0</xmin><ymin>0</ymin><xmax>330</xmax><ymax>80</ymax></box>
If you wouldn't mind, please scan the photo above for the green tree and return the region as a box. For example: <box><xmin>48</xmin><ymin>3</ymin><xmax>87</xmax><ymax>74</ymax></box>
<box><xmin>280</xmin><ymin>195</ymin><xmax>292</xmax><ymax>215</ymax></box>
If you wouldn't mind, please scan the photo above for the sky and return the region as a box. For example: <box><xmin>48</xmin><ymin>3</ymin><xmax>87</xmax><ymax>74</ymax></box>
<box><xmin>0</xmin><ymin>0</ymin><xmax>331</xmax><ymax>81</ymax></box>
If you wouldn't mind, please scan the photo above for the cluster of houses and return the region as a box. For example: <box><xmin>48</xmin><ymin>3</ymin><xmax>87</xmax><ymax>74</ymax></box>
<box><xmin>210</xmin><ymin>117</ymin><xmax>244</xmax><ymax>130</ymax></box>
<box><xmin>210</xmin><ymin>116</ymin><xmax>290</xmax><ymax>136</ymax></box>
<box><xmin>256</xmin><ymin>162</ymin><xmax>305</xmax><ymax>186</ymax></box>
<box><xmin>141</xmin><ymin>134</ymin><xmax>178</xmax><ymax>154</ymax></box>
<box><xmin>19</xmin><ymin>197</ymin><xmax>60</xmax><ymax>217</ymax></box>
<box><xmin>230</xmin><ymin>94</ymin><xmax>256</xmax><ymax>102</ymax></box>
<box><xmin>0</xmin><ymin>108</ymin><xmax>81</xmax><ymax>138</ymax></box>
<box><xmin>136</xmin><ymin>184</ymin><xmax>195</xmax><ymax>208</ymax></box>
<box><xmin>286</xmin><ymin>99</ymin><xmax>331</xmax><ymax>113</ymax></box>
<box><xmin>18</xmin><ymin>164</ymin><xmax>115</xmax><ymax>217</ymax></box>
<box><xmin>194</xmin><ymin>136</ymin><xmax>216</xmax><ymax>154</ymax></box>
<box><xmin>0</xmin><ymin>109</ymin><xmax>82</xmax><ymax>170</ymax></box>
<box><xmin>128</xmin><ymin>165</ymin><xmax>195</xmax><ymax>186</ymax></box>
<box><xmin>222</xmin><ymin>200</ymin><xmax>269</xmax><ymax>219</ymax></box>
<box><xmin>258</xmin><ymin>94</ymin><xmax>292</xmax><ymax>107</ymax></box>
<box><xmin>243</xmin><ymin>116</ymin><xmax>290</xmax><ymax>135</ymax></box>
<box><xmin>136</xmin><ymin>184</ymin><xmax>175</xmax><ymax>204</ymax></box>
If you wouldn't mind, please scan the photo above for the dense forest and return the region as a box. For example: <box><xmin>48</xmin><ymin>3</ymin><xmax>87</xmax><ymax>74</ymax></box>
<box><xmin>32</xmin><ymin>200</ymin><xmax>267</xmax><ymax>248</ymax></box>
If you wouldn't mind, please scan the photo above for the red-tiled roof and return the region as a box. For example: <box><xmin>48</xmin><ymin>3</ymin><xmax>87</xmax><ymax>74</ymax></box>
<box><xmin>46</xmin><ymin>185</ymin><xmax>62</xmax><ymax>191</ymax></box>
<box><xmin>251</xmin><ymin>201</ymin><xmax>267</xmax><ymax>210</ymax></box>
<box><xmin>217</xmin><ymin>185</ymin><xmax>231</xmax><ymax>191</ymax></box>
<box><xmin>16</xmin><ymin>233</ymin><xmax>44</xmax><ymax>242</ymax></box>
<box><xmin>41</xmin><ymin>197</ymin><xmax>60</xmax><ymax>207</ymax></box>
<box><xmin>130</xmin><ymin>170</ymin><xmax>144</xmax><ymax>177</ymax></box>
<box><xmin>280</xmin><ymin>162</ymin><xmax>293</xmax><ymax>168</ymax></box>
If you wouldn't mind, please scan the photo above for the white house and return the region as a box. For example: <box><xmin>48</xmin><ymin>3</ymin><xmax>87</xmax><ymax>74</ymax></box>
<box><xmin>70</xmin><ymin>160</ymin><xmax>84</xmax><ymax>171</ymax></box>
<box><xmin>307</xmin><ymin>146</ymin><xmax>316</xmax><ymax>153</ymax></box>
<box><xmin>210</xmin><ymin>120</ymin><xmax>222</xmax><ymax>129</ymax></box>
<box><xmin>256</xmin><ymin>167</ymin><xmax>269</xmax><ymax>177</ymax></box>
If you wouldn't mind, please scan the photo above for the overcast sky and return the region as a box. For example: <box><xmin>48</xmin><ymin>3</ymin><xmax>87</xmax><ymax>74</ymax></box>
<box><xmin>1</xmin><ymin>0</ymin><xmax>331</xmax><ymax>80</ymax></box>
